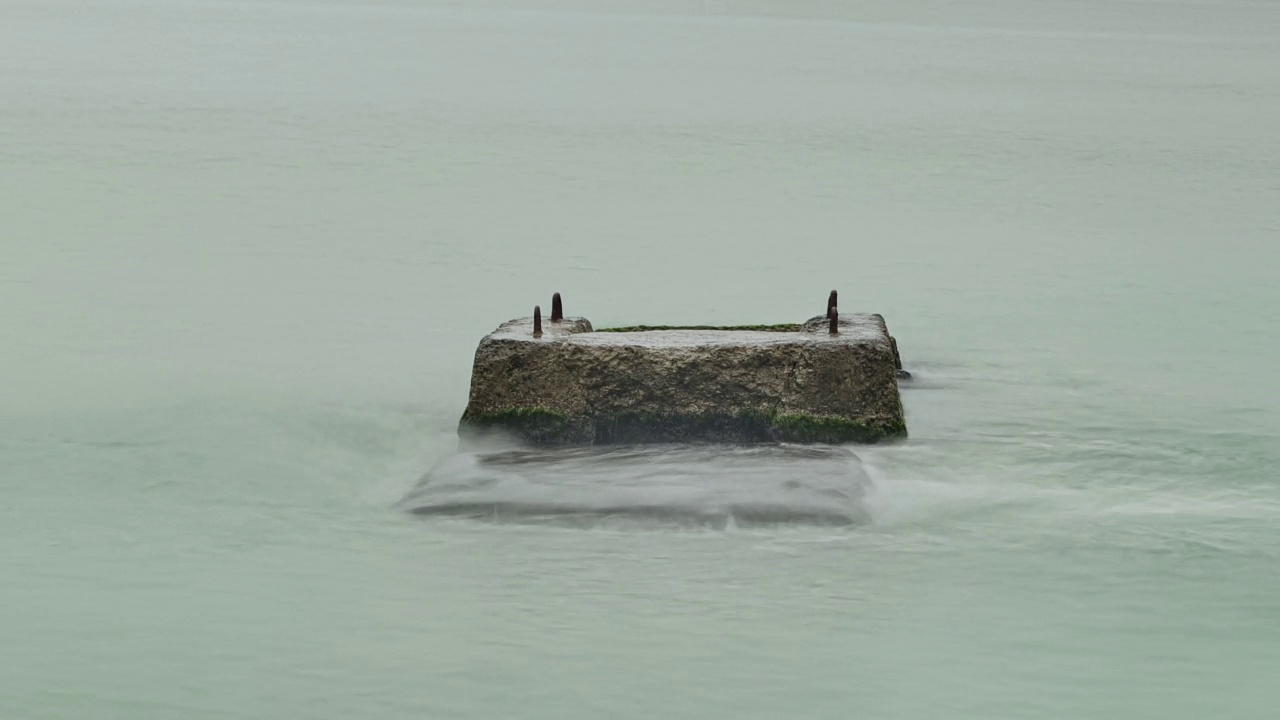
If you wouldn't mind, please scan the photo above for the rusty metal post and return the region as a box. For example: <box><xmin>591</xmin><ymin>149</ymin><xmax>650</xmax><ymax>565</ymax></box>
<box><xmin>551</xmin><ymin>293</ymin><xmax>563</xmax><ymax>322</ymax></box>
<box><xmin>533</xmin><ymin>306</ymin><xmax>543</xmax><ymax>338</ymax></box>
<box><xmin>829</xmin><ymin>307</ymin><xmax>839</xmax><ymax>335</ymax></box>
<box><xmin>827</xmin><ymin>290</ymin><xmax>838</xmax><ymax>318</ymax></box>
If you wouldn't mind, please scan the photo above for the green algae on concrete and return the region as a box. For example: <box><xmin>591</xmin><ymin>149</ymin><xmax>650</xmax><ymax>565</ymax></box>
<box><xmin>459</xmin><ymin>407</ymin><xmax>573</xmax><ymax>445</ymax></box>
<box><xmin>587</xmin><ymin>409</ymin><xmax>905</xmax><ymax>445</ymax></box>
<box><xmin>769</xmin><ymin>413</ymin><xmax>906</xmax><ymax>444</ymax></box>
<box><xmin>460</xmin><ymin>407</ymin><xmax>906</xmax><ymax>446</ymax></box>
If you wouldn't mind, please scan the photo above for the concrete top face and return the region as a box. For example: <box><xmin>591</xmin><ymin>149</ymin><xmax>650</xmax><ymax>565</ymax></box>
<box><xmin>486</xmin><ymin>313</ymin><xmax>889</xmax><ymax>349</ymax></box>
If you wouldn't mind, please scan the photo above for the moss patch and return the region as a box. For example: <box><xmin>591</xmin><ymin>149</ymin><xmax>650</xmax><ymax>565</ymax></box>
<box><xmin>460</xmin><ymin>407</ymin><xmax>573</xmax><ymax>444</ymax></box>
<box><xmin>595</xmin><ymin>324</ymin><xmax>802</xmax><ymax>333</ymax></box>
<box><xmin>592</xmin><ymin>409</ymin><xmax>774</xmax><ymax>444</ymax></box>
<box><xmin>462</xmin><ymin>407</ymin><xmax>905</xmax><ymax>446</ymax></box>
<box><xmin>463</xmin><ymin>407</ymin><xmax>567</xmax><ymax>427</ymax></box>
<box><xmin>769</xmin><ymin>413</ymin><xmax>906</xmax><ymax>444</ymax></box>
<box><xmin>591</xmin><ymin>408</ymin><xmax>904</xmax><ymax>445</ymax></box>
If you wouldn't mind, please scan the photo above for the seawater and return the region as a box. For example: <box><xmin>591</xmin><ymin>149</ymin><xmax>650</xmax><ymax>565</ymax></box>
<box><xmin>2</xmin><ymin>0</ymin><xmax>1278</xmax><ymax>718</ymax></box>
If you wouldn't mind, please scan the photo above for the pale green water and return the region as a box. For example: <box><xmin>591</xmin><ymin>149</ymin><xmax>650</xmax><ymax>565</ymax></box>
<box><xmin>3</xmin><ymin>0</ymin><xmax>1279</xmax><ymax>717</ymax></box>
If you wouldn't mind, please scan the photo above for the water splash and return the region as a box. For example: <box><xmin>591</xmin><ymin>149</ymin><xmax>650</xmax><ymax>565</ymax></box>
<box><xmin>397</xmin><ymin>442</ymin><xmax>874</xmax><ymax>529</ymax></box>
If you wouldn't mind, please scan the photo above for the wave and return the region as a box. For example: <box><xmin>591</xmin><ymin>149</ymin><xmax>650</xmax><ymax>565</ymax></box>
<box><xmin>397</xmin><ymin>442</ymin><xmax>874</xmax><ymax>529</ymax></box>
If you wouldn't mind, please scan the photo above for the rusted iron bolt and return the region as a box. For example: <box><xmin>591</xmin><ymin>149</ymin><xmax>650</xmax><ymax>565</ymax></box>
<box><xmin>551</xmin><ymin>292</ymin><xmax>563</xmax><ymax>322</ymax></box>
<box><xmin>829</xmin><ymin>307</ymin><xmax>839</xmax><ymax>335</ymax></box>
<box><xmin>533</xmin><ymin>306</ymin><xmax>543</xmax><ymax>338</ymax></box>
<box><xmin>827</xmin><ymin>290</ymin><xmax>838</xmax><ymax>318</ymax></box>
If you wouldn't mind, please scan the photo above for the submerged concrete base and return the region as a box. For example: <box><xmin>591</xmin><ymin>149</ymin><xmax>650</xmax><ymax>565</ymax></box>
<box><xmin>459</xmin><ymin>312</ymin><xmax>907</xmax><ymax>446</ymax></box>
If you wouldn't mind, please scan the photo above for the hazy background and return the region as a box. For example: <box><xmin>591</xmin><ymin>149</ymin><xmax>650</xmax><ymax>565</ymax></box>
<box><xmin>3</xmin><ymin>0</ymin><xmax>1278</xmax><ymax>717</ymax></box>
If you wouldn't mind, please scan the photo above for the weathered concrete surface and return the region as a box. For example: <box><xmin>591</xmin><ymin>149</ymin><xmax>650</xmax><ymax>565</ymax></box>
<box><xmin>459</xmin><ymin>312</ymin><xmax>907</xmax><ymax>446</ymax></box>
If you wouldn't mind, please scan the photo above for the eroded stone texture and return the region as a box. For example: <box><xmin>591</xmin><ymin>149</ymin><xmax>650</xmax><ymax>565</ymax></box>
<box><xmin>459</xmin><ymin>313</ymin><xmax>906</xmax><ymax>446</ymax></box>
